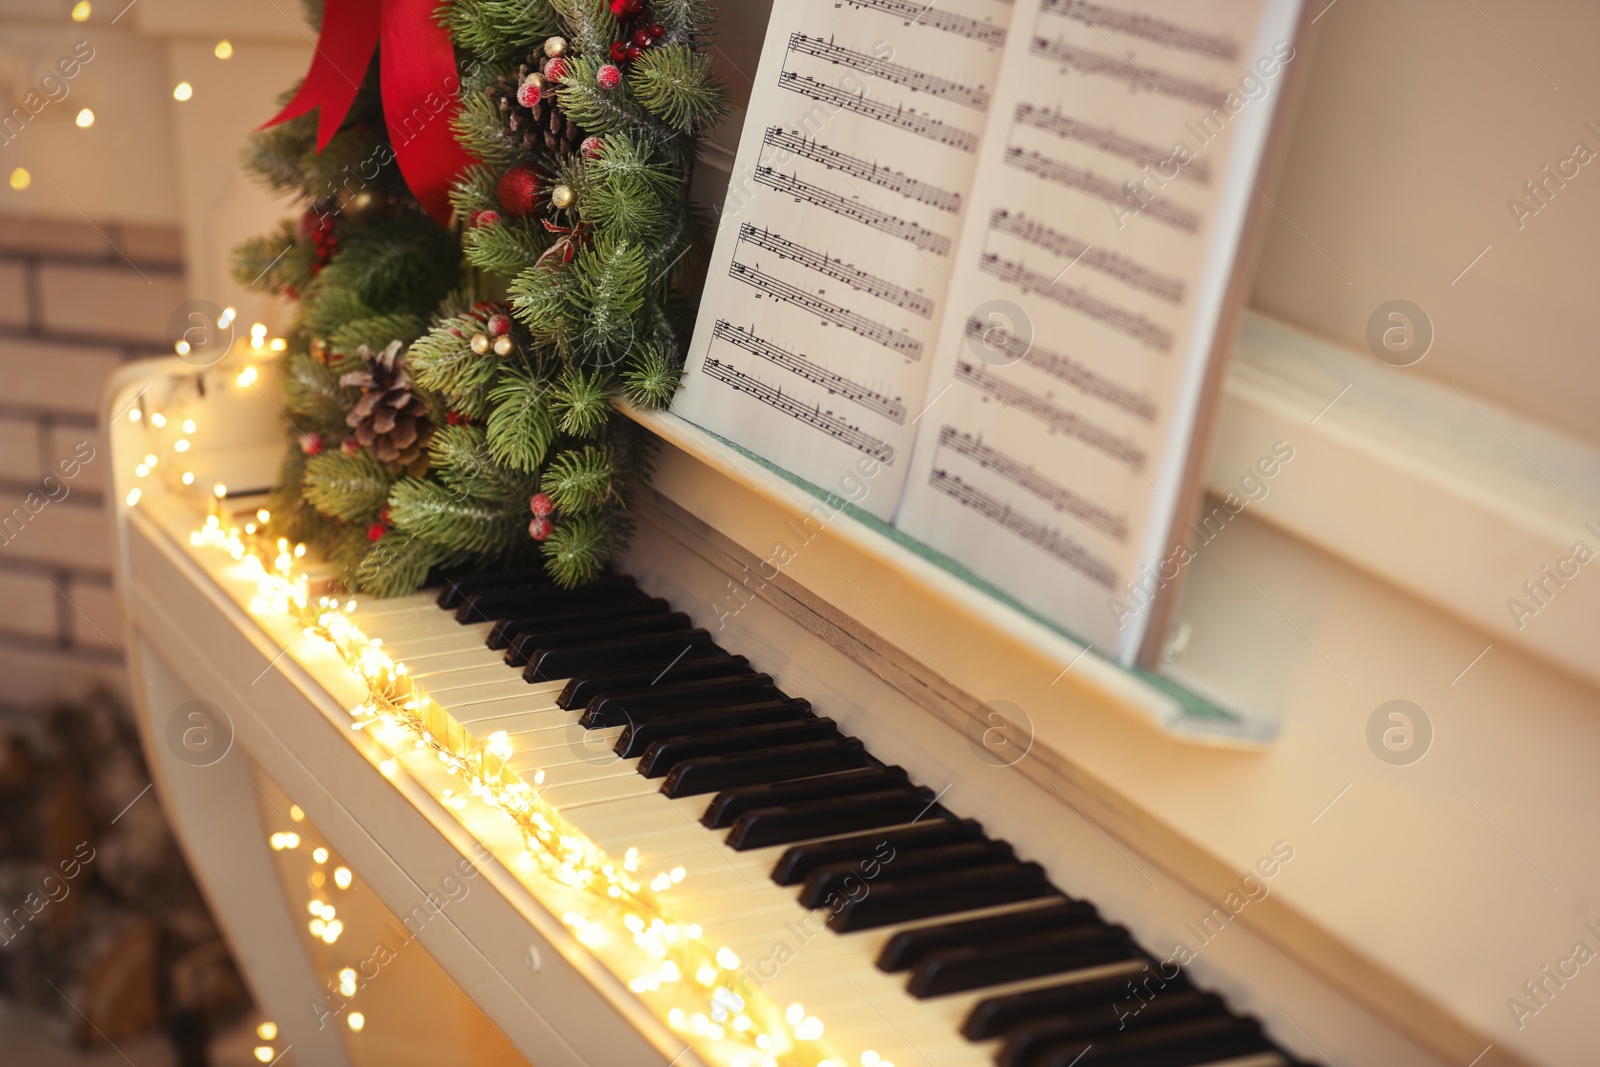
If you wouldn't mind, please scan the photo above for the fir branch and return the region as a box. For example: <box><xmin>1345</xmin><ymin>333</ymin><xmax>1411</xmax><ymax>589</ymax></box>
<box><xmin>442</xmin><ymin>0</ymin><xmax>560</xmax><ymax>61</ymax></box>
<box><xmin>557</xmin><ymin>55</ymin><xmax>667</xmax><ymax>138</ymax></box>
<box><xmin>452</xmin><ymin>84</ymin><xmax>526</xmax><ymax>172</ymax></box>
<box><xmin>389</xmin><ymin>476</ymin><xmax>530</xmax><ymax>556</ymax></box>
<box><xmin>429</xmin><ymin>423</ymin><xmax>538</xmax><ymax>501</ymax></box>
<box><xmin>630</xmin><ymin>45</ymin><xmax>728</xmax><ymax>134</ymax></box>
<box><xmin>355</xmin><ymin>530</ymin><xmax>452</xmax><ymax>597</ymax></box>
<box><xmin>649</xmin><ymin>0</ymin><xmax>714</xmax><ymax>44</ymax></box>
<box><xmin>303</xmin><ymin>449</ymin><xmax>392</xmax><ymax>522</ymax></box>
<box><xmin>281</xmin><ymin>349</ymin><xmax>355</xmax><ymax>429</ymax></box>
<box><xmin>621</xmin><ymin>339</ymin><xmax>680</xmax><ymax>409</ymax></box>
<box><xmin>569</xmin><ymin>236</ymin><xmax>648</xmax><ymax>362</ymax></box>
<box><xmin>508</xmin><ymin>262</ymin><xmax>577</xmax><ymax>344</ymax></box>
<box><xmin>549</xmin><ymin>0</ymin><xmax>617</xmax><ymax>55</ymax></box>
<box><xmin>551</xmin><ymin>366</ymin><xmax>613</xmax><ymax>436</ymax></box>
<box><xmin>329</xmin><ymin>313</ymin><xmax>424</xmax><ymax>357</ymax></box>
<box><xmin>408</xmin><ymin>314</ymin><xmax>501</xmax><ymax>415</ymax></box>
<box><xmin>540</xmin><ymin>444</ymin><xmax>618</xmax><ymax>512</ymax></box>
<box><xmin>541</xmin><ymin>510</ymin><xmax>616</xmax><ymax>586</ymax></box>
<box><xmin>485</xmin><ymin>367</ymin><xmax>559</xmax><ymax>471</ymax></box>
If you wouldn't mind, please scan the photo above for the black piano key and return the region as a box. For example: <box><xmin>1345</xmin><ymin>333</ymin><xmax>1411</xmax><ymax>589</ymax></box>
<box><xmin>638</xmin><ymin>719</ymin><xmax>841</xmax><ymax>778</ymax></box>
<box><xmin>828</xmin><ymin>863</ymin><xmax>1056</xmax><ymax>932</ymax></box>
<box><xmin>980</xmin><ymin>988</ymin><xmax>1224</xmax><ymax>1054</ymax></box>
<box><xmin>878</xmin><ymin>898</ymin><xmax>1101</xmax><ymax>972</ymax></box>
<box><xmin>964</xmin><ymin>973</ymin><xmax>1174</xmax><ymax>1041</ymax></box>
<box><xmin>524</xmin><ymin>630</ymin><xmax>717</xmax><ymax>682</ymax></box>
<box><xmin>771</xmin><ymin>818</ymin><xmax>986</xmax><ymax>886</ymax></box>
<box><xmin>458</xmin><ymin>574</ymin><xmax>639</xmax><ymax>623</ymax></box>
<box><xmin>1007</xmin><ymin>1015</ymin><xmax>1269</xmax><ymax>1067</ymax></box>
<box><xmin>726</xmin><ymin>786</ymin><xmax>938</xmax><ymax>851</ymax></box>
<box><xmin>660</xmin><ymin>739</ymin><xmax>869</xmax><ymax>798</ymax></box>
<box><xmin>581</xmin><ymin>675</ymin><xmax>784</xmax><ymax>728</ymax></box>
<box><xmin>557</xmin><ymin>655</ymin><xmax>750</xmax><ymax>709</ymax></box>
<box><xmin>799</xmin><ymin>840</ymin><xmax>1016</xmax><ymax>909</ymax></box>
<box><xmin>614</xmin><ymin>700</ymin><xmax>814</xmax><ymax>759</ymax></box>
<box><xmin>908</xmin><ymin>924</ymin><xmax>1136</xmax><ymax>998</ymax></box>
<box><xmin>507</xmin><ymin>612</ymin><xmax>693</xmax><ymax>667</ymax></box>
<box><xmin>701</xmin><ymin>766</ymin><xmax>911</xmax><ymax>829</ymax></box>
<box><xmin>487</xmin><ymin>597</ymin><xmax>667</xmax><ymax>649</ymax></box>
<box><xmin>435</xmin><ymin>568</ymin><xmax>551</xmax><ymax>609</ymax></box>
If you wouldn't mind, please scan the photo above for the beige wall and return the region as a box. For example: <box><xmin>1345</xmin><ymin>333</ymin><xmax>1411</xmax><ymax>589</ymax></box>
<box><xmin>1254</xmin><ymin>0</ymin><xmax>1600</xmax><ymax>448</ymax></box>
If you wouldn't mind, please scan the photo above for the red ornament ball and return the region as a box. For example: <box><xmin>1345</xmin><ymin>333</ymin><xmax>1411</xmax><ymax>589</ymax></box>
<box><xmin>515</xmin><ymin>80</ymin><xmax>543</xmax><ymax>108</ymax></box>
<box><xmin>367</xmin><ymin>522</ymin><xmax>386</xmax><ymax>543</ymax></box>
<box><xmin>608</xmin><ymin>0</ymin><xmax>626</xmax><ymax>14</ymax></box>
<box><xmin>580</xmin><ymin>135</ymin><xmax>605</xmax><ymax>159</ymax></box>
<box><xmin>597</xmin><ymin>64</ymin><xmax>622</xmax><ymax>90</ymax></box>
<box><xmin>529</xmin><ymin>491</ymin><xmax>554</xmax><ymax>517</ymax></box>
<box><xmin>496</xmin><ymin>163</ymin><xmax>542</xmax><ymax>217</ymax></box>
<box><xmin>528</xmin><ymin>516</ymin><xmax>553</xmax><ymax>541</ymax></box>
<box><xmin>470</xmin><ymin>209</ymin><xmax>501</xmax><ymax>228</ymax></box>
<box><xmin>298</xmin><ymin>432</ymin><xmax>323</xmax><ymax>456</ymax></box>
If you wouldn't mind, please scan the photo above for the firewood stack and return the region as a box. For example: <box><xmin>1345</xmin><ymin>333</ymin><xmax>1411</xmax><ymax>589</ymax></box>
<box><xmin>0</xmin><ymin>690</ymin><xmax>247</xmax><ymax>1063</ymax></box>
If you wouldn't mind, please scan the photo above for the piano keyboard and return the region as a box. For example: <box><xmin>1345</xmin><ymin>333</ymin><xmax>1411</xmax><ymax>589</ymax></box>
<box><xmin>351</xmin><ymin>568</ymin><xmax>1313</xmax><ymax>1067</ymax></box>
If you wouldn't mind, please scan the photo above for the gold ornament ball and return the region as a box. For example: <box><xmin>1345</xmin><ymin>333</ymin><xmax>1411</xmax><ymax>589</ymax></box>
<box><xmin>543</xmin><ymin>36</ymin><xmax>567</xmax><ymax>58</ymax></box>
<box><xmin>492</xmin><ymin>335</ymin><xmax>513</xmax><ymax>356</ymax></box>
<box><xmin>469</xmin><ymin>332</ymin><xmax>490</xmax><ymax>355</ymax></box>
<box><xmin>550</xmin><ymin>184</ymin><xmax>575</xmax><ymax>210</ymax></box>
<box><xmin>523</xmin><ymin>71</ymin><xmax>546</xmax><ymax>92</ymax></box>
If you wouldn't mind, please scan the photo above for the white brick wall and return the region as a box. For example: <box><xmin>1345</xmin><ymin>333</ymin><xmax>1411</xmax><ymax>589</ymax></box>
<box><xmin>0</xmin><ymin>213</ymin><xmax>184</xmax><ymax>717</ymax></box>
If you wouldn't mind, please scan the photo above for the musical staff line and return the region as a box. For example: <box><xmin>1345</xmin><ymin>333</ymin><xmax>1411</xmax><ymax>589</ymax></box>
<box><xmin>730</xmin><ymin>255</ymin><xmax>924</xmax><ymax>359</ymax></box>
<box><xmin>739</xmin><ymin>223</ymin><xmax>935</xmax><ymax>319</ymax></box>
<box><xmin>1014</xmin><ymin>102</ymin><xmax>1212</xmax><ymax>184</ymax></box>
<box><xmin>834</xmin><ymin>0</ymin><xmax>1008</xmax><ymax>47</ymax></box>
<box><xmin>713</xmin><ymin>319</ymin><xmax>907</xmax><ymax>423</ymax></box>
<box><xmin>988</xmin><ymin>209</ymin><xmax>1184</xmax><ymax>303</ymax></box>
<box><xmin>1030</xmin><ymin>36</ymin><xmax>1227</xmax><ymax>108</ymax></box>
<box><xmin>788</xmin><ymin>33</ymin><xmax>991</xmax><ymax>110</ymax></box>
<box><xmin>762</xmin><ymin>127</ymin><xmax>962</xmax><ymax>214</ymax></box>
<box><xmin>704</xmin><ymin>356</ymin><xmax>896</xmax><ymax>462</ymax></box>
<box><xmin>1039</xmin><ymin>0</ymin><xmax>1238</xmax><ymax>61</ymax></box>
<box><xmin>980</xmin><ymin>253</ymin><xmax>1173</xmax><ymax>353</ymax></box>
<box><xmin>962</xmin><ymin>316</ymin><xmax>1156</xmax><ymax>421</ymax></box>
<box><xmin>1004</xmin><ymin>146</ymin><xmax>1199</xmax><ymax>233</ymax></box>
<box><xmin>755</xmin><ymin>166</ymin><xmax>952</xmax><ymax>255</ymax></box>
<box><xmin>779</xmin><ymin>72</ymin><xmax>979</xmax><ymax>153</ymax></box>
<box><xmin>955</xmin><ymin>360</ymin><xmax>1146</xmax><ymax>468</ymax></box>
<box><xmin>938</xmin><ymin>425</ymin><xmax>1127</xmax><ymax>540</ymax></box>
<box><xmin>928</xmin><ymin>467</ymin><xmax>1117</xmax><ymax>588</ymax></box>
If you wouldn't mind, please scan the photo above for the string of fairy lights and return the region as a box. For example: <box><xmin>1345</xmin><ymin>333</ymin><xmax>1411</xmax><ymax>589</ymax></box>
<box><xmin>121</xmin><ymin>359</ymin><xmax>885</xmax><ymax>1066</ymax></box>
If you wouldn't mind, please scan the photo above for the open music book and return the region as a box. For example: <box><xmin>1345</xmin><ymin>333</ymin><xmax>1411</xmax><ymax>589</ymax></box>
<box><xmin>672</xmin><ymin>0</ymin><xmax>1306</xmax><ymax>665</ymax></box>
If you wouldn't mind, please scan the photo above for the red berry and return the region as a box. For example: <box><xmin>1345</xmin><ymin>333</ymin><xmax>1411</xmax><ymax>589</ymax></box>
<box><xmin>496</xmin><ymin>163</ymin><xmax>542</xmax><ymax>217</ymax></box>
<box><xmin>447</xmin><ymin>411</ymin><xmax>463</xmax><ymax>425</ymax></box>
<box><xmin>299</xmin><ymin>432</ymin><xmax>323</xmax><ymax>456</ymax></box>
<box><xmin>580</xmin><ymin>135</ymin><xmax>605</xmax><ymax>159</ymax></box>
<box><xmin>341</xmin><ymin>437</ymin><xmax>359</xmax><ymax>455</ymax></box>
<box><xmin>609</xmin><ymin>40</ymin><xmax>628</xmax><ymax>61</ymax></box>
<box><xmin>528</xmin><ymin>516</ymin><xmax>553</xmax><ymax>541</ymax></box>
<box><xmin>597</xmin><ymin>64</ymin><xmax>622</xmax><ymax>89</ymax></box>
<box><xmin>544</xmin><ymin>57</ymin><xmax>569</xmax><ymax>82</ymax></box>
<box><xmin>608</xmin><ymin>0</ymin><xmax>627</xmax><ymax>14</ymax></box>
<box><xmin>378</xmin><ymin>506</ymin><xmax>391</xmax><ymax>525</ymax></box>
<box><xmin>632</xmin><ymin>28</ymin><xmax>651</xmax><ymax>46</ymax></box>
<box><xmin>529</xmin><ymin>491</ymin><xmax>554</xmax><ymax>517</ymax></box>
<box><xmin>515</xmin><ymin>80</ymin><xmax>542</xmax><ymax>108</ymax></box>
<box><xmin>471</xmin><ymin>209</ymin><xmax>502</xmax><ymax>228</ymax></box>
<box><xmin>625</xmin><ymin>0</ymin><xmax>644</xmax><ymax>12</ymax></box>
<box><xmin>488</xmin><ymin>313</ymin><xmax>511</xmax><ymax>336</ymax></box>
<box><xmin>648</xmin><ymin>22</ymin><xmax>664</xmax><ymax>36</ymax></box>
<box><xmin>624</xmin><ymin>45</ymin><xmax>642</xmax><ymax>61</ymax></box>
<box><xmin>367</xmin><ymin>522</ymin><xmax>386</xmax><ymax>543</ymax></box>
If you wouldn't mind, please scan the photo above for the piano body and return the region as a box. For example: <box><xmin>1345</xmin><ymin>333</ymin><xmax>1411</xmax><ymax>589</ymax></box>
<box><xmin>101</xmin><ymin>3</ymin><xmax>1600</xmax><ymax>1064</ymax></box>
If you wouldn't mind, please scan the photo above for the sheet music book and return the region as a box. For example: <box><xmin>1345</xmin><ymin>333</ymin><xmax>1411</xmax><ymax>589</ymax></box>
<box><xmin>672</xmin><ymin>0</ymin><xmax>1307</xmax><ymax>665</ymax></box>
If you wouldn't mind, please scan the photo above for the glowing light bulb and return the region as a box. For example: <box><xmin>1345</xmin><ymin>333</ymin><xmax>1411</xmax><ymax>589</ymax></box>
<box><xmin>134</xmin><ymin>464</ymin><xmax>148</xmax><ymax>477</ymax></box>
<box><xmin>150</xmin><ymin>413</ymin><xmax>167</xmax><ymax>427</ymax></box>
<box><xmin>256</xmin><ymin>1022</ymin><xmax>277</xmax><ymax>1040</ymax></box>
<box><xmin>181</xmin><ymin>419</ymin><xmax>196</xmax><ymax>433</ymax></box>
<box><xmin>253</xmin><ymin>1047</ymin><xmax>273</xmax><ymax>1063</ymax></box>
<box><xmin>347</xmin><ymin>1012</ymin><xmax>364</xmax><ymax>1032</ymax></box>
<box><xmin>219</xmin><ymin>306</ymin><xmax>236</xmax><ymax>327</ymax></box>
<box><xmin>289</xmin><ymin>804</ymin><xmax>303</xmax><ymax>821</ymax></box>
<box><xmin>312</xmin><ymin>847</ymin><xmax>328</xmax><ymax>863</ymax></box>
<box><xmin>214</xmin><ymin>39</ymin><xmax>233</xmax><ymax>59</ymax></box>
<box><xmin>124</xmin><ymin>487</ymin><xmax>141</xmax><ymax>507</ymax></box>
<box><xmin>257</xmin><ymin>508</ymin><xmax>272</xmax><ymax>523</ymax></box>
<box><xmin>74</xmin><ymin>108</ymin><xmax>94</xmax><ymax>128</ymax></box>
<box><xmin>71</xmin><ymin>0</ymin><xmax>91</xmax><ymax>18</ymax></box>
<box><xmin>173</xmin><ymin>82</ymin><xmax>193</xmax><ymax>101</ymax></box>
<box><xmin>181</xmin><ymin>472</ymin><xmax>194</xmax><ymax>485</ymax></box>
<box><xmin>8</xmin><ymin>167</ymin><xmax>30</xmax><ymax>191</ymax></box>
<box><xmin>128</xmin><ymin>408</ymin><xmax>141</xmax><ymax>421</ymax></box>
<box><xmin>236</xmin><ymin>365</ymin><xmax>259</xmax><ymax>387</ymax></box>
<box><xmin>173</xmin><ymin>439</ymin><xmax>190</xmax><ymax>452</ymax></box>
<box><xmin>174</xmin><ymin>340</ymin><xmax>191</xmax><ymax>355</ymax></box>
<box><xmin>334</xmin><ymin>866</ymin><xmax>352</xmax><ymax>889</ymax></box>
<box><xmin>213</xmin><ymin>483</ymin><xmax>227</xmax><ymax>498</ymax></box>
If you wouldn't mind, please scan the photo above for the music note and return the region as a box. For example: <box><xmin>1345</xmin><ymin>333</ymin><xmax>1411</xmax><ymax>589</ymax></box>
<box><xmin>729</xmin><ymin>256</ymin><xmax>924</xmax><ymax>359</ymax></box>
<box><xmin>787</xmin><ymin>33</ymin><xmax>991</xmax><ymax>110</ymax></box>
<box><xmin>1029</xmin><ymin>36</ymin><xmax>1227</xmax><ymax>109</ymax></box>
<box><xmin>1013</xmin><ymin>102</ymin><xmax>1213</xmax><ymax>185</ymax></box>
<box><xmin>961</xmin><ymin>316</ymin><xmax>1158</xmax><ymax>421</ymax></box>
<box><xmin>831</xmin><ymin>0</ymin><xmax>1008</xmax><ymax>47</ymax></box>
<box><xmin>955</xmin><ymin>360</ymin><xmax>1148</xmax><ymax>468</ymax></box>
<box><xmin>761</xmin><ymin>127</ymin><xmax>963</xmax><ymax>214</ymax></box>
<box><xmin>704</xmin><ymin>357</ymin><xmax>896</xmax><ymax>462</ymax></box>
<box><xmin>1002</xmin><ymin>145</ymin><xmax>1200</xmax><ymax>233</ymax></box>
<box><xmin>978</xmin><ymin>253</ymin><xmax>1173</xmax><ymax>354</ymax></box>
<box><xmin>937</xmin><ymin>425</ymin><xmax>1128</xmax><ymax>540</ymax></box>
<box><xmin>778</xmin><ymin>72</ymin><xmax>980</xmax><ymax>153</ymax></box>
<box><xmin>739</xmin><ymin>223</ymin><xmax>936</xmax><ymax>319</ymax></box>
<box><xmin>713</xmin><ymin>319</ymin><xmax>907</xmax><ymax>423</ymax></box>
<box><xmin>754</xmin><ymin>167</ymin><xmax>952</xmax><ymax>255</ymax></box>
<box><xmin>927</xmin><ymin>467</ymin><xmax>1117</xmax><ymax>588</ymax></box>
<box><xmin>987</xmin><ymin>209</ymin><xmax>1185</xmax><ymax>303</ymax></box>
<box><xmin>1037</xmin><ymin>0</ymin><xmax>1239</xmax><ymax>61</ymax></box>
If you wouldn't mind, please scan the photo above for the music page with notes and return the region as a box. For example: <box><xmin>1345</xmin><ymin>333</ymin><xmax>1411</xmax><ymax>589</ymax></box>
<box><xmin>895</xmin><ymin>0</ymin><xmax>1302</xmax><ymax>662</ymax></box>
<box><xmin>671</xmin><ymin>0</ymin><xmax>1014</xmax><ymax>519</ymax></box>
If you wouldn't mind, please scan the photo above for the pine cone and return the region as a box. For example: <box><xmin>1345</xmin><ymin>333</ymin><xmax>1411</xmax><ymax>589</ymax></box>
<box><xmin>340</xmin><ymin>340</ymin><xmax>434</xmax><ymax>475</ymax></box>
<box><xmin>488</xmin><ymin>57</ymin><xmax>586</xmax><ymax>158</ymax></box>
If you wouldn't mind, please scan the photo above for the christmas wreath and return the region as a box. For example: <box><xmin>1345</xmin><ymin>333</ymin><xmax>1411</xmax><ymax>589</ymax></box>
<box><xmin>233</xmin><ymin>0</ymin><xmax>725</xmax><ymax>595</ymax></box>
